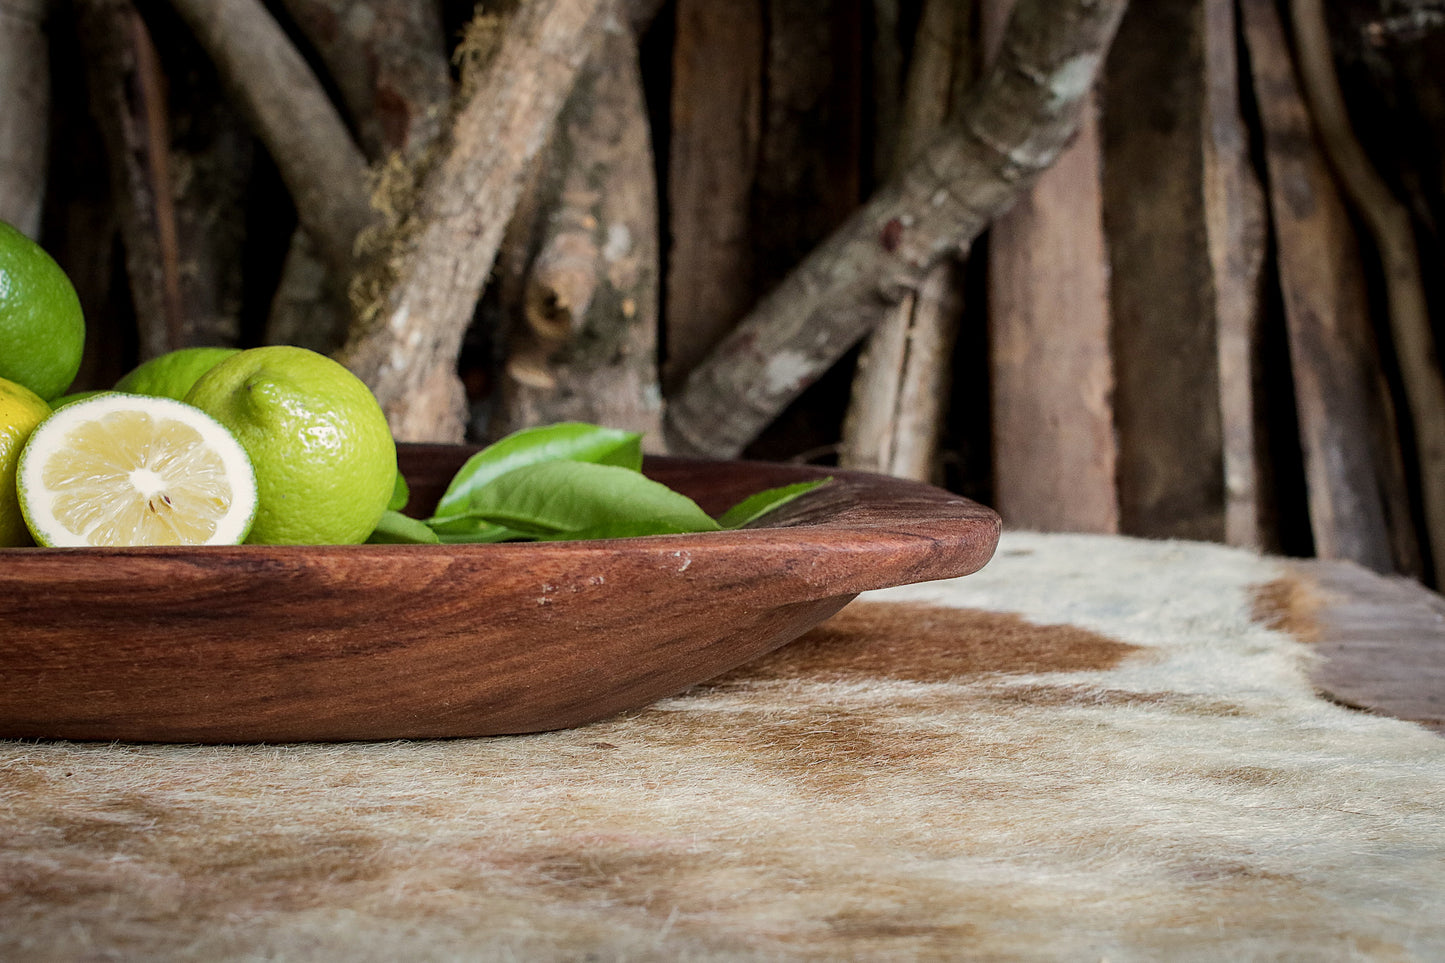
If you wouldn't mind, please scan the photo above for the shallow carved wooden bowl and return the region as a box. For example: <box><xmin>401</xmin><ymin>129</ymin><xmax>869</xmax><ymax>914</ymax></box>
<box><xmin>0</xmin><ymin>443</ymin><xmax>1000</xmax><ymax>744</ymax></box>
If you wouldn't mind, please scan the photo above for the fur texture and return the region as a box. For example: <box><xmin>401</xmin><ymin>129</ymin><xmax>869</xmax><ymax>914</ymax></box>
<box><xmin>3</xmin><ymin>532</ymin><xmax>1444</xmax><ymax>960</ymax></box>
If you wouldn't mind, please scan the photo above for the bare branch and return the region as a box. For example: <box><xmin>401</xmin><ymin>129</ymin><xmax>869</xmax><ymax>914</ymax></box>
<box><xmin>664</xmin><ymin>0</ymin><xmax>1128</xmax><ymax>459</ymax></box>
<box><xmin>165</xmin><ymin>0</ymin><xmax>375</xmax><ymax>282</ymax></box>
<box><xmin>336</xmin><ymin>0</ymin><xmax>606</xmax><ymax>441</ymax></box>
<box><xmin>277</xmin><ymin>0</ymin><xmax>450</xmax><ymax>161</ymax></box>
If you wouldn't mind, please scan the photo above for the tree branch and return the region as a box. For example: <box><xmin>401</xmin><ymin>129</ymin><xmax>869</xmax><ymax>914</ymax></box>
<box><xmin>336</xmin><ymin>0</ymin><xmax>606</xmax><ymax>441</ymax></box>
<box><xmin>663</xmin><ymin>0</ymin><xmax>1129</xmax><ymax>458</ymax></box>
<box><xmin>277</xmin><ymin>0</ymin><xmax>450</xmax><ymax>161</ymax></box>
<box><xmin>165</xmin><ymin>0</ymin><xmax>374</xmax><ymax>282</ymax></box>
<box><xmin>841</xmin><ymin>0</ymin><xmax>972</xmax><ymax>480</ymax></box>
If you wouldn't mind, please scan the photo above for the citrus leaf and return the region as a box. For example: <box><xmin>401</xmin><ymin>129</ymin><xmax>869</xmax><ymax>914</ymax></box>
<box><xmin>387</xmin><ymin>470</ymin><xmax>410</xmax><ymax>511</ymax></box>
<box><xmin>457</xmin><ymin>460</ymin><xmax>721</xmax><ymax>536</ymax></box>
<box><xmin>717</xmin><ymin>477</ymin><xmax>831</xmax><ymax>529</ymax></box>
<box><xmin>433</xmin><ymin>422</ymin><xmax>642</xmax><ymax>520</ymax></box>
<box><xmin>427</xmin><ymin>514</ymin><xmax>528</xmax><ymax>544</ymax></box>
<box><xmin>366</xmin><ymin>510</ymin><xmax>439</xmax><ymax>544</ymax></box>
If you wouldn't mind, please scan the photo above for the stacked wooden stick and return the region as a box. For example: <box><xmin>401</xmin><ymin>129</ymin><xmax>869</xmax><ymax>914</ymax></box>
<box><xmin>3</xmin><ymin>0</ymin><xmax>1442</xmax><ymax>585</ymax></box>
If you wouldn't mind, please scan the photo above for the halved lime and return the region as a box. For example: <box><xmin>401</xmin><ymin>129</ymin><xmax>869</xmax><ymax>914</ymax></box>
<box><xmin>17</xmin><ymin>394</ymin><xmax>257</xmax><ymax>547</ymax></box>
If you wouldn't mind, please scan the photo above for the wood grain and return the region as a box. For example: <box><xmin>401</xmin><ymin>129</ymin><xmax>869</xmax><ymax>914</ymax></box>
<box><xmin>1103</xmin><ymin>0</ymin><xmax>1223</xmax><ymax>542</ymax></box>
<box><xmin>662</xmin><ymin>0</ymin><xmax>764</xmax><ymax>392</ymax></box>
<box><xmin>1293</xmin><ymin>559</ymin><xmax>1445</xmax><ymax>733</ymax></box>
<box><xmin>0</xmin><ymin>445</ymin><xmax>1000</xmax><ymax>743</ymax></box>
<box><xmin>977</xmin><ymin>0</ymin><xmax>1120</xmax><ymax>533</ymax></box>
<box><xmin>1242</xmin><ymin>0</ymin><xmax>1411</xmax><ymax>574</ymax></box>
<box><xmin>1203</xmin><ymin>0</ymin><xmax>1268</xmax><ymax>550</ymax></box>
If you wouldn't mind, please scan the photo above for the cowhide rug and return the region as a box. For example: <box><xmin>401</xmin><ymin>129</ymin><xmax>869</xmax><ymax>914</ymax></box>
<box><xmin>3</xmin><ymin>532</ymin><xmax>1444</xmax><ymax>961</ymax></box>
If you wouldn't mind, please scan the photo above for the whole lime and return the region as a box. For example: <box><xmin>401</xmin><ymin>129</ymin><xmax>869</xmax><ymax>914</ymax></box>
<box><xmin>115</xmin><ymin>346</ymin><xmax>240</xmax><ymax>400</ymax></box>
<box><xmin>0</xmin><ymin>376</ymin><xmax>53</xmax><ymax>546</ymax></box>
<box><xmin>184</xmin><ymin>346</ymin><xmax>396</xmax><ymax>545</ymax></box>
<box><xmin>0</xmin><ymin>220</ymin><xmax>85</xmax><ymax>400</ymax></box>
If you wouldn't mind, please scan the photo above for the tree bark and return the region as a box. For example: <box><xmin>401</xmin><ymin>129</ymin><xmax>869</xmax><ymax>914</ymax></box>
<box><xmin>165</xmin><ymin>0</ymin><xmax>374</xmax><ymax>284</ymax></box>
<box><xmin>660</xmin><ymin>0</ymin><xmax>1130</xmax><ymax>460</ymax></box>
<box><xmin>1204</xmin><ymin>0</ymin><xmax>1269</xmax><ymax>550</ymax></box>
<box><xmin>277</xmin><ymin>0</ymin><xmax>449</xmax><ymax>161</ymax></box>
<box><xmin>77</xmin><ymin>0</ymin><xmax>184</xmax><ymax>359</ymax></box>
<box><xmin>336</xmin><ymin>0</ymin><xmax>606</xmax><ymax>441</ymax></box>
<box><xmin>0</xmin><ymin>0</ymin><xmax>50</xmax><ymax>237</ymax></box>
<box><xmin>264</xmin><ymin>0</ymin><xmax>451</xmax><ymax>356</ymax></box>
<box><xmin>491</xmin><ymin>11</ymin><xmax>663</xmax><ymax>445</ymax></box>
<box><xmin>841</xmin><ymin>0</ymin><xmax>972</xmax><ymax>481</ymax></box>
<box><xmin>1242</xmin><ymin>0</ymin><xmax>1407</xmax><ymax>573</ymax></box>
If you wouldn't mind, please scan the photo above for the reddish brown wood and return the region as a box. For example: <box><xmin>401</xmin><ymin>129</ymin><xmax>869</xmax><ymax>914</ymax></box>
<box><xmin>0</xmin><ymin>445</ymin><xmax>1000</xmax><ymax>743</ymax></box>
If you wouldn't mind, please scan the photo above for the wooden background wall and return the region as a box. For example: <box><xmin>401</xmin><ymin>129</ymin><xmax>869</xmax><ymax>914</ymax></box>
<box><xmin>3</xmin><ymin>0</ymin><xmax>1443</xmax><ymax>585</ymax></box>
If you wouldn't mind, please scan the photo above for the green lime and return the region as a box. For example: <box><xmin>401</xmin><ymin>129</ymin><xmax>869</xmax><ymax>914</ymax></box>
<box><xmin>17</xmin><ymin>393</ymin><xmax>257</xmax><ymax>547</ymax></box>
<box><xmin>49</xmin><ymin>390</ymin><xmax>104</xmax><ymax>410</ymax></box>
<box><xmin>184</xmin><ymin>346</ymin><xmax>397</xmax><ymax>545</ymax></box>
<box><xmin>0</xmin><ymin>376</ymin><xmax>51</xmax><ymax>546</ymax></box>
<box><xmin>0</xmin><ymin>220</ymin><xmax>85</xmax><ymax>400</ymax></box>
<box><xmin>114</xmin><ymin>346</ymin><xmax>241</xmax><ymax>400</ymax></box>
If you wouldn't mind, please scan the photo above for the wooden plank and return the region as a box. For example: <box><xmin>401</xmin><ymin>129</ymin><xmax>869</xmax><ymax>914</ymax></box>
<box><xmin>1285</xmin><ymin>559</ymin><xmax>1445</xmax><ymax>733</ymax></box>
<box><xmin>1202</xmin><ymin>0</ymin><xmax>1269</xmax><ymax>550</ymax></box>
<box><xmin>662</xmin><ymin>0</ymin><xmax>764</xmax><ymax>392</ymax></box>
<box><xmin>1240</xmin><ymin>0</ymin><xmax>1409</xmax><ymax>574</ymax></box>
<box><xmin>751</xmin><ymin>0</ymin><xmax>864</xmax><ymax>295</ymax></box>
<box><xmin>981</xmin><ymin>0</ymin><xmax>1118</xmax><ymax>534</ymax></box>
<box><xmin>0</xmin><ymin>0</ymin><xmax>50</xmax><ymax>235</ymax></box>
<box><xmin>1101</xmin><ymin>0</ymin><xmax>1223</xmax><ymax>541</ymax></box>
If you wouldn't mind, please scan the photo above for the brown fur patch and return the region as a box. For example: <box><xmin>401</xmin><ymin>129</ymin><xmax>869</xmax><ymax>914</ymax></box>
<box><xmin>720</xmin><ymin>601</ymin><xmax>1142</xmax><ymax>683</ymax></box>
<box><xmin>1250</xmin><ymin>575</ymin><xmax>1323</xmax><ymax>643</ymax></box>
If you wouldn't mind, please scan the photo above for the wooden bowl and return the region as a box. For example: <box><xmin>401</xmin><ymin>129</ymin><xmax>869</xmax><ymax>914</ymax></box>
<box><xmin>0</xmin><ymin>444</ymin><xmax>1000</xmax><ymax>743</ymax></box>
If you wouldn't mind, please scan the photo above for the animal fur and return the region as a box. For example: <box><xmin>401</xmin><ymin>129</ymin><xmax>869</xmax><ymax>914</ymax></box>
<box><xmin>2</xmin><ymin>532</ymin><xmax>1444</xmax><ymax>960</ymax></box>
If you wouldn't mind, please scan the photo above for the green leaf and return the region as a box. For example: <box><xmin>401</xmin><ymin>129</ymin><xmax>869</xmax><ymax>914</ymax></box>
<box><xmin>387</xmin><ymin>470</ymin><xmax>410</xmax><ymax>512</ymax></box>
<box><xmin>458</xmin><ymin>460</ymin><xmax>721</xmax><ymax>536</ymax></box>
<box><xmin>536</xmin><ymin>518</ymin><xmax>706</xmax><ymax>541</ymax></box>
<box><xmin>366</xmin><ymin>510</ymin><xmax>440</xmax><ymax>544</ymax></box>
<box><xmin>433</xmin><ymin>422</ymin><xmax>642</xmax><ymax>520</ymax></box>
<box><xmin>717</xmin><ymin>477</ymin><xmax>832</xmax><ymax>530</ymax></box>
<box><xmin>426</xmin><ymin>515</ymin><xmax>528</xmax><ymax>544</ymax></box>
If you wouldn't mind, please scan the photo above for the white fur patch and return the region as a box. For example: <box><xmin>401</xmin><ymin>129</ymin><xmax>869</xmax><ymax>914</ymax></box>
<box><xmin>2</xmin><ymin>532</ymin><xmax>1442</xmax><ymax>959</ymax></box>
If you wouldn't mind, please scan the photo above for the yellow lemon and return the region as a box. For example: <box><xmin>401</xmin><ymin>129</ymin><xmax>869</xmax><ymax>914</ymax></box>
<box><xmin>0</xmin><ymin>377</ymin><xmax>51</xmax><ymax>546</ymax></box>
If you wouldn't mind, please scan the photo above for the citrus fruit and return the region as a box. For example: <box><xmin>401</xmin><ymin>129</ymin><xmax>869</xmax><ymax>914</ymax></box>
<box><xmin>114</xmin><ymin>346</ymin><xmax>241</xmax><ymax>400</ymax></box>
<box><xmin>0</xmin><ymin>376</ymin><xmax>51</xmax><ymax>546</ymax></box>
<box><xmin>16</xmin><ymin>393</ymin><xmax>257</xmax><ymax>547</ymax></box>
<box><xmin>50</xmin><ymin>390</ymin><xmax>105</xmax><ymax>410</ymax></box>
<box><xmin>0</xmin><ymin>219</ymin><xmax>85</xmax><ymax>400</ymax></box>
<box><xmin>184</xmin><ymin>346</ymin><xmax>396</xmax><ymax>545</ymax></box>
